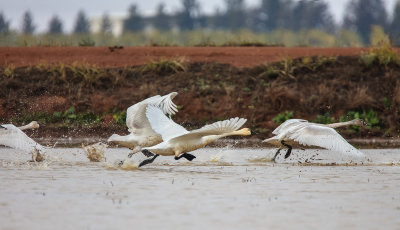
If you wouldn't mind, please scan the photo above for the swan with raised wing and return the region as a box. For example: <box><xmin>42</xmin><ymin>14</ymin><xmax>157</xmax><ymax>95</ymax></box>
<box><xmin>107</xmin><ymin>92</ymin><xmax>179</xmax><ymax>157</ymax></box>
<box><xmin>137</xmin><ymin>105</ymin><xmax>256</xmax><ymax>167</ymax></box>
<box><xmin>0</xmin><ymin>121</ymin><xmax>45</xmax><ymax>161</ymax></box>
<box><xmin>263</xmin><ymin>118</ymin><xmax>369</xmax><ymax>162</ymax></box>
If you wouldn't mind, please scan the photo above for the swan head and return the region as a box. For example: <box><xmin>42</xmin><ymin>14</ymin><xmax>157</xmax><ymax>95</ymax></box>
<box><xmin>107</xmin><ymin>134</ymin><xmax>121</xmax><ymax>142</ymax></box>
<box><xmin>352</xmin><ymin>118</ymin><xmax>370</xmax><ymax>127</ymax></box>
<box><xmin>28</xmin><ymin>121</ymin><xmax>40</xmax><ymax>129</ymax></box>
<box><xmin>237</xmin><ymin>128</ymin><xmax>257</xmax><ymax>136</ymax></box>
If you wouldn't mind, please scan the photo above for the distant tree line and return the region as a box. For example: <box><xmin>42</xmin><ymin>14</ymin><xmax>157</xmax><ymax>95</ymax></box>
<box><xmin>1</xmin><ymin>0</ymin><xmax>400</xmax><ymax>45</ymax></box>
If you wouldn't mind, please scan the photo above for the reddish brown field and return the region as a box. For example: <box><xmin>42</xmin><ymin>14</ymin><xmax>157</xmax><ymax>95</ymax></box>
<box><xmin>0</xmin><ymin>46</ymin><xmax>369</xmax><ymax>68</ymax></box>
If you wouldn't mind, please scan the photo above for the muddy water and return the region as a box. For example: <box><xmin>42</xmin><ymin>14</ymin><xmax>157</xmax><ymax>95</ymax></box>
<box><xmin>0</xmin><ymin>147</ymin><xmax>400</xmax><ymax>230</ymax></box>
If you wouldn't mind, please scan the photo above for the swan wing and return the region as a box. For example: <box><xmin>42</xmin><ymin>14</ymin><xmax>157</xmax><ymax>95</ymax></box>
<box><xmin>126</xmin><ymin>92</ymin><xmax>178</xmax><ymax>132</ymax></box>
<box><xmin>287</xmin><ymin>124</ymin><xmax>364</xmax><ymax>157</ymax></box>
<box><xmin>272</xmin><ymin>119</ymin><xmax>308</xmax><ymax>135</ymax></box>
<box><xmin>0</xmin><ymin>124</ymin><xmax>44</xmax><ymax>153</ymax></box>
<box><xmin>146</xmin><ymin>105</ymin><xmax>188</xmax><ymax>141</ymax></box>
<box><xmin>151</xmin><ymin>92</ymin><xmax>178</xmax><ymax>116</ymax></box>
<box><xmin>166</xmin><ymin>118</ymin><xmax>247</xmax><ymax>146</ymax></box>
<box><xmin>190</xmin><ymin>117</ymin><xmax>247</xmax><ymax>135</ymax></box>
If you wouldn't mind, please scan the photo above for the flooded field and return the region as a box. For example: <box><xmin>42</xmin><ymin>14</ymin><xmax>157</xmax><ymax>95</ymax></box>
<box><xmin>1</xmin><ymin>147</ymin><xmax>400</xmax><ymax>230</ymax></box>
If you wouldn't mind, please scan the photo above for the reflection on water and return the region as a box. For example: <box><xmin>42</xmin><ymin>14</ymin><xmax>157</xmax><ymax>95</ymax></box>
<box><xmin>0</xmin><ymin>147</ymin><xmax>400</xmax><ymax>230</ymax></box>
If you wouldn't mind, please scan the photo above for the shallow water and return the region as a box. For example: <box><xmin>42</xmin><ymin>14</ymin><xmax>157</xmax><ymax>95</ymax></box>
<box><xmin>1</xmin><ymin>147</ymin><xmax>400</xmax><ymax>230</ymax></box>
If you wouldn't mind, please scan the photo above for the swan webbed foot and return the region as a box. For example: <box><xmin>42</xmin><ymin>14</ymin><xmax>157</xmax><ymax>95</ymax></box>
<box><xmin>138</xmin><ymin>154</ymin><xmax>159</xmax><ymax>167</ymax></box>
<box><xmin>174</xmin><ymin>153</ymin><xmax>196</xmax><ymax>161</ymax></box>
<box><xmin>118</xmin><ymin>160</ymin><xmax>124</xmax><ymax>166</ymax></box>
<box><xmin>128</xmin><ymin>152</ymin><xmax>134</xmax><ymax>158</ymax></box>
<box><xmin>141</xmin><ymin>149</ymin><xmax>155</xmax><ymax>157</ymax></box>
<box><xmin>182</xmin><ymin>153</ymin><xmax>196</xmax><ymax>161</ymax></box>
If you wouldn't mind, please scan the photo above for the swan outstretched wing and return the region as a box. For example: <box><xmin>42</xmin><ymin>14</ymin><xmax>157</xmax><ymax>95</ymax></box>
<box><xmin>0</xmin><ymin>124</ymin><xmax>44</xmax><ymax>153</ymax></box>
<box><xmin>151</xmin><ymin>92</ymin><xmax>178</xmax><ymax>116</ymax></box>
<box><xmin>146</xmin><ymin>105</ymin><xmax>188</xmax><ymax>141</ymax></box>
<box><xmin>287</xmin><ymin>124</ymin><xmax>364</xmax><ymax>157</ymax></box>
<box><xmin>126</xmin><ymin>92</ymin><xmax>178</xmax><ymax>132</ymax></box>
<box><xmin>190</xmin><ymin>117</ymin><xmax>247</xmax><ymax>135</ymax></box>
<box><xmin>272</xmin><ymin>119</ymin><xmax>308</xmax><ymax>135</ymax></box>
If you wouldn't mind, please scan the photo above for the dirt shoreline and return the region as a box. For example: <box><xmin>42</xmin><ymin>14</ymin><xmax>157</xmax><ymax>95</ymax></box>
<box><xmin>1</xmin><ymin>47</ymin><xmax>400</xmax><ymax>142</ymax></box>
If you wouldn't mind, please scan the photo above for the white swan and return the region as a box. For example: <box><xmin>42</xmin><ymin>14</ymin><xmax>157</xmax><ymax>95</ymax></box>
<box><xmin>263</xmin><ymin>118</ymin><xmax>369</xmax><ymax>162</ymax></box>
<box><xmin>137</xmin><ymin>105</ymin><xmax>255</xmax><ymax>167</ymax></box>
<box><xmin>0</xmin><ymin>121</ymin><xmax>45</xmax><ymax>161</ymax></box>
<box><xmin>107</xmin><ymin>92</ymin><xmax>179</xmax><ymax>157</ymax></box>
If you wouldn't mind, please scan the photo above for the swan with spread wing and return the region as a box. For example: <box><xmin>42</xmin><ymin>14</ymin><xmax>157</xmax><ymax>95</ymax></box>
<box><xmin>0</xmin><ymin>121</ymin><xmax>45</xmax><ymax>161</ymax></box>
<box><xmin>137</xmin><ymin>105</ymin><xmax>256</xmax><ymax>167</ymax></box>
<box><xmin>263</xmin><ymin>118</ymin><xmax>368</xmax><ymax>162</ymax></box>
<box><xmin>108</xmin><ymin>92</ymin><xmax>179</xmax><ymax>157</ymax></box>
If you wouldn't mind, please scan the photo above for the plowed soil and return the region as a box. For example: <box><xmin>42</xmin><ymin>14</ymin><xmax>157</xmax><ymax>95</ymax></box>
<box><xmin>0</xmin><ymin>46</ymin><xmax>369</xmax><ymax>67</ymax></box>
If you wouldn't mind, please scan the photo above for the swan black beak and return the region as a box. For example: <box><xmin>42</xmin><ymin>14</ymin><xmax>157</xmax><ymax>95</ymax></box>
<box><xmin>250</xmin><ymin>130</ymin><xmax>258</xmax><ymax>135</ymax></box>
<box><xmin>0</xmin><ymin>125</ymin><xmax>6</xmax><ymax>130</ymax></box>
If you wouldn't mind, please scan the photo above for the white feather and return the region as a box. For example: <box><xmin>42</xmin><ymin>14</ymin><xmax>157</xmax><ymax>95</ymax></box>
<box><xmin>272</xmin><ymin>119</ymin><xmax>307</xmax><ymax>135</ymax></box>
<box><xmin>108</xmin><ymin>92</ymin><xmax>179</xmax><ymax>151</ymax></box>
<box><xmin>126</xmin><ymin>92</ymin><xmax>178</xmax><ymax>131</ymax></box>
<box><xmin>264</xmin><ymin>119</ymin><xmax>364</xmax><ymax>157</ymax></box>
<box><xmin>287</xmin><ymin>124</ymin><xmax>364</xmax><ymax>156</ymax></box>
<box><xmin>0</xmin><ymin>124</ymin><xmax>44</xmax><ymax>153</ymax></box>
<box><xmin>146</xmin><ymin>105</ymin><xmax>189</xmax><ymax>141</ymax></box>
<box><xmin>190</xmin><ymin>117</ymin><xmax>247</xmax><ymax>135</ymax></box>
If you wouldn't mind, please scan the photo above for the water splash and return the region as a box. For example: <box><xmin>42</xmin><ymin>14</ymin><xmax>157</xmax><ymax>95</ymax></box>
<box><xmin>209</xmin><ymin>141</ymin><xmax>238</xmax><ymax>162</ymax></box>
<box><xmin>102</xmin><ymin>159</ymin><xmax>139</xmax><ymax>170</ymax></box>
<box><xmin>119</xmin><ymin>159</ymin><xmax>139</xmax><ymax>170</ymax></box>
<box><xmin>82</xmin><ymin>142</ymin><xmax>108</xmax><ymax>162</ymax></box>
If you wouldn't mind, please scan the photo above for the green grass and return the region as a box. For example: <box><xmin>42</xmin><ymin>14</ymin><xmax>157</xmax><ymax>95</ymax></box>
<box><xmin>360</xmin><ymin>42</ymin><xmax>400</xmax><ymax>67</ymax></box>
<box><xmin>339</xmin><ymin>109</ymin><xmax>380</xmax><ymax>130</ymax></box>
<box><xmin>272</xmin><ymin>111</ymin><xmax>293</xmax><ymax>124</ymax></box>
<box><xmin>312</xmin><ymin>112</ymin><xmax>335</xmax><ymax>124</ymax></box>
<box><xmin>11</xmin><ymin>106</ymin><xmax>126</xmax><ymax>126</ymax></box>
<box><xmin>140</xmin><ymin>58</ymin><xmax>186</xmax><ymax>74</ymax></box>
<box><xmin>0</xmin><ymin>28</ymin><xmax>363</xmax><ymax>47</ymax></box>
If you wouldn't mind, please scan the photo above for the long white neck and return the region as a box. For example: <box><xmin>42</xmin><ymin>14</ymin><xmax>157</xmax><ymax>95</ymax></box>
<box><xmin>326</xmin><ymin>120</ymin><xmax>358</xmax><ymax>129</ymax></box>
<box><xmin>18</xmin><ymin>122</ymin><xmax>38</xmax><ymax>131</ymax></box>
<box><xmin>108</xmin><ymin>134</ymin><xmax>131</xmax><ymax>143</ymax></box>
<box><xmin>202</xmin><ymin>129</ymin><xmax>250</xmax><ymax>145</ymax></box>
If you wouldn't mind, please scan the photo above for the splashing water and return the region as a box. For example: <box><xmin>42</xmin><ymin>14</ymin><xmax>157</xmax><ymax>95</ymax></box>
<box><xmin>209</xmin><ymin>141</ymin><xmax>240</xmax><ymax>162</ymax></box>
<box><xmin>82</xmin><ymin>142</ymin><xmax>108</xmax><ymax>162</ymax></box>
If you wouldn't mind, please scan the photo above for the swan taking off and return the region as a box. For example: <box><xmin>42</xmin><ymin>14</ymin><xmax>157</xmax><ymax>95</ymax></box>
<box><xmin>263</xmin><ymin>118</ymin><xmax>369</xmax><ymax>162</ymax></box>
<box><xmin>0</xmin><ymin>121</ymin><xmax>45</xmax><ymax>162</ymax></box>
<box><xmin>138</xmin><ymin>105</ymin><xmax>256</xmax><ymax>167</ymax></box>
<box><xmin>107</xmin><ymin>92</ymin><xmax>179</xmax><ymax>157</ymax></box>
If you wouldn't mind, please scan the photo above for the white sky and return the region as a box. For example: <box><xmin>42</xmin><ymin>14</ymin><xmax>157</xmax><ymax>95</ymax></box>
<box><xmin>0</xmin><ymin>0</ymin><xmax>397</xmax><ymax>33</ymax></box>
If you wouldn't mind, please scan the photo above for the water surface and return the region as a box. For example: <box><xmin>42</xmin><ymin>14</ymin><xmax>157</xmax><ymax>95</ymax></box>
<box><xmin>1</xmin><ymin>147</ymin><xmax>399</xmax><ymax>230</ymax></box>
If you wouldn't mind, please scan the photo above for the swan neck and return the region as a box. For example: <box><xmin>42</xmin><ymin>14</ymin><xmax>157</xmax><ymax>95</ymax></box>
<box><xmin>326</xmin><ymin>120</ymin><xmax>356</xmax><ymax>128</ymax></box>
<box><xmin>18</xmin><ymin>124</ymin><xmax>33</xmax><ymax>130</ymax></box>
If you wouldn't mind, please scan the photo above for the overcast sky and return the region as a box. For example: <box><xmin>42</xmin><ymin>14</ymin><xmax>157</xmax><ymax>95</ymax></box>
<box><xmin>1</xmin><ymin>0</ymin><xmax>397</xmax><ymax>33</ymax></box>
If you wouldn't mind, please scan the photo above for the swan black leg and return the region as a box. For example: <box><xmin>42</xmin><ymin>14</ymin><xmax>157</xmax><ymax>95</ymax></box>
<box><xmin>281</xmin><ymin>140</ymin><xmax>293</xmax><ymax>159</ymax></box>
<box><xmin>174</xmin><ymin>153</ymin><xmax>196</xmax><ymax>161</ymax></box>
<box><xmin>141</xmin><ymin>149</ymin><xmax>155</xmax><ymax>157</ymax></box>
<box><xmin>138</xmin><ymin>154</ymin><xmax>159</xmax><ymax>167</ymax></box>
<box><xmin>272</xmin><ymin>149</ymin><xmax>281</xmax><ymax>162</ymax></box>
